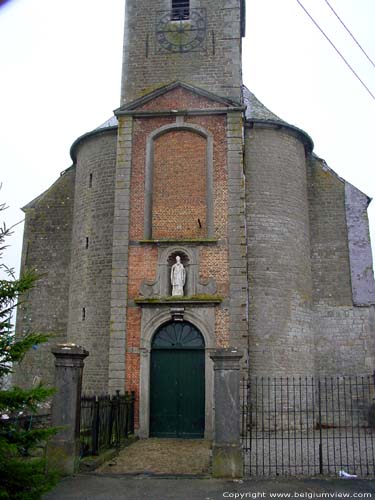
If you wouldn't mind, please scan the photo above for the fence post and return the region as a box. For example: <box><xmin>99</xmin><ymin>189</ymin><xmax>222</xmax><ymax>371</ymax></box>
<box><xmin>46</xmin><ymin>344</ymin><xmax>89</xmax><ymax>475</ymax></box>
<box><xmin>92</xmin><ymin>396</ymin><xmax>100</xmax><ymax>455</ymax></box>
<box><xmin>318</xmin><ymin>379</ymin><xmax>323</xmax><ymax>474</ymax></box>
<box><xmin>114</xmin><ymin>391</ymin><xmax>121</xmax><ymax>446</ymax></box>
<box><xmin>130</xmin><ymin>391</ymin><xmax>135</xmax><ymax>434</ymax></box>
<box><xmin>210</xmin><ymin>348</ymin><xmax>243</xmax><ymax>478</ymax></box>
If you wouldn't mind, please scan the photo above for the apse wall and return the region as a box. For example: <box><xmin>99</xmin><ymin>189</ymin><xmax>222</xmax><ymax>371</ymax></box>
<box><xmin>244</xmin><ymin>123</ymin><xmax>314</xmax><ymax>377</ymax></box>
<box><xmin>67</xmin><ymin>130</ymin><xmax>117</xmax><ymax>394</ymax></box>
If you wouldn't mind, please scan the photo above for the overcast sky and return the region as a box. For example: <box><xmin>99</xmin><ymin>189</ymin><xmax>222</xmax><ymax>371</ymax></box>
<box><xmin>1</xmin><ymin>0</ymin><xmax>374</xmax><ymax>276</ymax></box>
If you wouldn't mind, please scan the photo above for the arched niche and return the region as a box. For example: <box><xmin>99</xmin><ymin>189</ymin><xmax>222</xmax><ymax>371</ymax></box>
<box><xmin>159</xmin><ymin>246</ymin><xmax>197</xmax><ymax>297</ymax></box>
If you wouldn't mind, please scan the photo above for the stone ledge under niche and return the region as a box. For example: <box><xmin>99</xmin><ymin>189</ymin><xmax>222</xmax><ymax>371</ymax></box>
<box><xmin>134</xmin><ymin>295</ymin><xmax>223</xmax><ymax>306</ymax></box>
<box><xmin>137</xmin><ymin>238</ymin><xmax>218</xmax><ymax>246</ymax></box>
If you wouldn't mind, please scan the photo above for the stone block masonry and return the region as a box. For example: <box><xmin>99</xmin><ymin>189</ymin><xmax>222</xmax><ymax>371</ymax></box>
<box><xmin>15</xmin><ymin>167</ymin><xmax>76</xmax><ymax>388</ymax></box>
<box><xmin>121</xmin><ymin>0</ymin><xmax>243</xmax><ymax>104</ymax></box>
<box><xmin>108</xmin><ymin>116</ymin><xmax>134</xmax><ymax>395</ymax></box>
<box><xmin>308</xmin><ymin>156</ymin><xmax>375</xmax><ymax>376</ymax></box>
<box><xmin>226</xmin><ymin>112</ymin><xmax>248</xmax><ymax>355</ymax></box>
<box><xmin>67</xmin><ymin>130</ymin><xmax>117</xmax><ymax>394</ymax></box>
<box><xmin>307</xmin><ymin>156</ymin><xmax>352</xmax><ymax>307</ymax></box>
<box><xmin>245</xmin><ymin>125</ymin><xmax>314</xmax><ymax>378</ymax></box>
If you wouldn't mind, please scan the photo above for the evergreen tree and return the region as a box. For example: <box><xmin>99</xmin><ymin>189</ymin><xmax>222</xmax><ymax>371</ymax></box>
<box><xmin>0</xmin><ymin>198</ymin><xmax>57</xmax><ymax>500</ymax></box>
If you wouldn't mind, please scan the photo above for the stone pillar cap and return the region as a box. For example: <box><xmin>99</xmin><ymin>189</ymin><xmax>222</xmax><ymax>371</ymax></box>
<box><xmin>210</xmin><ymin>348</ymin><xmax>243</xmax><ymax>369</ymax></box>
<box><xmin>51</xmin><ymin>344</ymin><xmax>89</xmax><ymax>357</ymax></box>
<box><xmin>210</xmin><ymin>348</ymin><xmax>243</xmax><ymax>359</ymax></box>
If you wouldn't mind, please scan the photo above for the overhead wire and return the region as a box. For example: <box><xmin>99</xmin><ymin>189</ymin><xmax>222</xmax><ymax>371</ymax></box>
<box><xmin>324</xmin><ymin>0</ymin><xmax>375</xmax><ymax>70</ymax></box>
<box><xmin>295</xmin><ymin>0</ymin><xmax>375</xmax><ymax>101</ymax></box>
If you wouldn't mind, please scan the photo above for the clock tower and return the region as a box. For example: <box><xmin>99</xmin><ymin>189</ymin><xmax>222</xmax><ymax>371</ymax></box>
<box><xmin>120</xmin><ymin>0</ymin><xmax>245</xmax><ymax>104</ymax></box>
<box><xmin>110</xmin><ymin>0</ymin><xmax>248</xmax><ymax>435</ymax></box>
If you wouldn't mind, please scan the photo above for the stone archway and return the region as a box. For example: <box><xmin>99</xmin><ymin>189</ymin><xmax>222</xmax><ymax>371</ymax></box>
<box><xmin>150</xmin><ymin>321</ymin><xmax>205</xmax><ymax>438</ymax></box>
<box><xmin>138</xmin><ymin>308</ymin><xmax>215</xmax><ymax>439</ymax></box>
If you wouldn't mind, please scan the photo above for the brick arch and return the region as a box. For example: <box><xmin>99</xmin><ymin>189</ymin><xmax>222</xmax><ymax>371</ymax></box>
<box><xmin>144</xmin><ymin>122</ymin><xmax>214</xmax><ymax>239</ymax></box>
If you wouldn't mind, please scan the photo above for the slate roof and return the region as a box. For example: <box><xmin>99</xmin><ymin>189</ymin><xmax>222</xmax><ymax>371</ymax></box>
<box><xmin>96</xmin><ymin>115</ymin><xmax>118</xmax><ymax>130</ymax></box>
<box><xmin>242</xmin><ymin>85</ymin><xmax>287</xmax><ymax>124</ymax></box>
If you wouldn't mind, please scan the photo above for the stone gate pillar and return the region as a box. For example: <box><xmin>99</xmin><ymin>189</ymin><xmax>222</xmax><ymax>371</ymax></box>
<box><xmin>210</xmin><ymin>348</ymin><xmax>243</xmax><ymax>478</ymax></box>
<box><xmin>47</xmin><ymin>344</ymin><xmax>89</xmax><ymax>475</ymax></box>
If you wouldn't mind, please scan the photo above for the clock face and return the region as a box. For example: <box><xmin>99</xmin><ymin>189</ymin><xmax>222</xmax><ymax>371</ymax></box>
<box><xmin>156</xmin><ymin>8</ymin><xmax>206</xmax><ymax>53</ymax></box>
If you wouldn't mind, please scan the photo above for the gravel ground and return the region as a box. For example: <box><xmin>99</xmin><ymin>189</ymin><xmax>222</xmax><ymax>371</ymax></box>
<box><xmin>96</xmin><ymin>438</ymin><xmax>211</xmax><ymax>475</ymax></box>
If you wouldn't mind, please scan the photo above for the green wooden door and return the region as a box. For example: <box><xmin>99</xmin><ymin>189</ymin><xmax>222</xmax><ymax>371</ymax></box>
<box><xmin>150</xmin><ymin>322</ymin><xmax>205</xmax><ymax>438</ymax></box>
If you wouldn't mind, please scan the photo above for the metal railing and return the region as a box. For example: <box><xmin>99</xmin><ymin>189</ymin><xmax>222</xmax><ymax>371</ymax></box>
<box><xmin>241</xmin><ymin>375</ymin><xmax>375</xmax><ymax>477</ymax></box>
<box><xmin>80</xmin><ymin>391</ymin><xmax>135</xmax><ymax>457</ymax></box>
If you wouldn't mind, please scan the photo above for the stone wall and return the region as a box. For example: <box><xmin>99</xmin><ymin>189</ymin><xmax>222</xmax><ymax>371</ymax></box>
<box><xmin>313</xmin><ymin>303</ymin><xmax>375</xmax><ymax>376</ymax></box>
<box><xmin>15</xmin><ymin>167</ymin><xmax>75</xmax><ymax>387</ymax></box>
<box><xmin>307</xmin><ymin>156</ymin><xmax>375</xmax><ymax>376</ymax></box>
<box><xmin>244</xmin><ymin>124</ymin><xmax>314</xmax><ymax>377</ymax></box>
<box><xmin>121</xmin><ymin>0</ymin><xmax>243</xmax><ymax>104</ymax></box>
<box><xmin>345</xmin><ymin>182</ymin><xmax>375</xmax><ymax>306</ymax></box>
<box><xmin>307</xmin><ymin>156</ymin><xmax>352</xmax><ymax>307</ymax></box>
<box><xmin>67</xmin><ymin>130</ymin><xmax>117</xmax><ymax>394</ymax></box>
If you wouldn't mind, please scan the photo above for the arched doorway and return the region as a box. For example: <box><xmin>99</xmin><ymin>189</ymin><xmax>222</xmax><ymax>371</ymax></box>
<box><xmin>150</xmin><ymin>321</ymin><xmax>205</xmax><ymax>438</ymax></box>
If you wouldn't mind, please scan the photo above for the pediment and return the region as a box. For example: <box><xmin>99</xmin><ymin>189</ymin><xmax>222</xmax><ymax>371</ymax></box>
<box><xmin>115</xmin><ymin>81</ymin><xmax>243</xmax><ymax>115</ymax></box>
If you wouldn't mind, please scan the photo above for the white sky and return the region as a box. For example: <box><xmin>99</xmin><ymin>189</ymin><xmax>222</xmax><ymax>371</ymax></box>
<box><xmin>0</xmin><ymin>0</ymin><xmax>374</xmax><ymax>276</ymax></box>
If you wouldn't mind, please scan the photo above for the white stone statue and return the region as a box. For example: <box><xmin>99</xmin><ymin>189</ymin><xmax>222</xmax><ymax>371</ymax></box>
<box><xmin>170</xmin><ymin>255</ymin><xmax>186</xmax><ymax>296</ymax></box>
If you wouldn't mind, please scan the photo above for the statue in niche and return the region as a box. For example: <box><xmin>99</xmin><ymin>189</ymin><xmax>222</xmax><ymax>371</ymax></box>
<box><xmin>170</xmin><ymin>255</ymin><xmax>186</xmax><ymax>296</ymax></box>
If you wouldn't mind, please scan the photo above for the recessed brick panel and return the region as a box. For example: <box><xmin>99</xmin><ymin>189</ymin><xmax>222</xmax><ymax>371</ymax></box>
<box><xmin>152</xmin><ymin>130</ymin><xmax>207</xmax><ymax>239</ymax></box>
<box><xmin>186</xmin><ymin>115</ymin><xmax>227</xmax><ymax>238</ymax></box>
<box><xmin>130</xmin><ymin>117</ymin><xmax>174</xmax><ymax>241</ymax></box>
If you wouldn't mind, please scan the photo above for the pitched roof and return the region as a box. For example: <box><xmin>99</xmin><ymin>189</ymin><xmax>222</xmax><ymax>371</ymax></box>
<box><xmin>96</xmin><ymin>115</ymin><xmax>118</xmax><ymax>130</ymax></box>
<box><xmin>242</xmin><ymin>85</ymin><xmax>286</xmax><ymax>123</ymax></box>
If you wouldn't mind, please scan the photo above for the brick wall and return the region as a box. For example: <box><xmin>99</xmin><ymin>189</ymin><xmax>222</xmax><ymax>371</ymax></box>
<box><xmin>199</xmin><ymin>246</ymin><xmax>228</xmax><ymax>295</ymax></box>
<box><xmin>138</xmin><ymin>87</ymin><xmax>223</xmax><ymax>112</ymax></box>
<box><xmin>152</xmin><ymin>130</ymin><xmax>207</xmax><ymax>238</ymax></box>
<box><xmin>123</xmin><ymin>89</ymin><xmax>230</xmax><ymax>428</ymax></box>
<box><xmin>130</xmin><ymin>116</ymin><xmax>174</xmax><ymax>241</ymax></box>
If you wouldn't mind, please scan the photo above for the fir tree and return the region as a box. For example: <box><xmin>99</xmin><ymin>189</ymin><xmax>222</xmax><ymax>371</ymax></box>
<box><xmin>0</xmin><ymin>198</ymin><xmax>58</xmax><ymax>500</ymax></box>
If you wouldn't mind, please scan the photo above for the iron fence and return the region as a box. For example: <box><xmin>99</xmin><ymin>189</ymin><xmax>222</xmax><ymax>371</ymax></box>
<box><xmin>80</xmin><ymin>391</ymin><xmax>135</xmax><ymax>457</ymax></box>
<box><xmin>241</xmin><ymin>375</ymin><xmax>375</xmax><ymax>477</ymax></box>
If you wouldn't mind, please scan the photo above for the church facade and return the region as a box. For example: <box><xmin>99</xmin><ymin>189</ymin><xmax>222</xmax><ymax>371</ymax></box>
<box><xmin>15</xmin><ymin>0</ymin><xmax>375</xmax><ymax>439</ymax></box>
